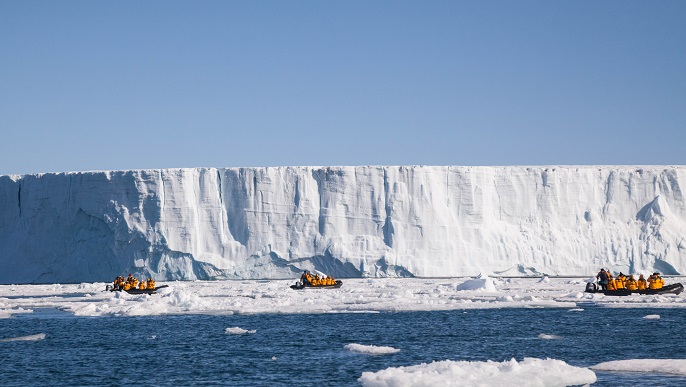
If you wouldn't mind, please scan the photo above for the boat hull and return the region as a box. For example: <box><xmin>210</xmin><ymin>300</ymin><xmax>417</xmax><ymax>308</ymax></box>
<box><xmin>105</xmin><ymin>284</ymin><xmax>169</xmax><ymax>294</ymax></box>
<box><xmin>585</xmin><ymin>282</ymin><xmax>683</xmax><ymax>296</ymax></box>
<box><xmin>290</xmin><ymin>280</ymin><xmax>343</xmax><ymax>290</ymax></box>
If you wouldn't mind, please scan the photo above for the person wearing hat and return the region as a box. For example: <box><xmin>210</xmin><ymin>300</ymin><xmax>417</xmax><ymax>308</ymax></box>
<box><xmin>637</xmin><ymin>274</ymin><xmax>647</xmax><ymax>290</ymax></box>
<box><xmin>625</xmin><ymin>275</ymin><xmax>638</xmax><ymax>291</ymax></box>
<box><xmin>300</xmin><ymin>271</ymin><xmax>311</xmax><ymax>286</ymax></box>
<box><xmin>649</xmin><ymin>272</ymin><xmax>664</xmax><ymax>290</ymax></box>
<box><xmin>596</xmin><ymin>268</ymin><xmax>609</xmax><ymax>290</ymax></box>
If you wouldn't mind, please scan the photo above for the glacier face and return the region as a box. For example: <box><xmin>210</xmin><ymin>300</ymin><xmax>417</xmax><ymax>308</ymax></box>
<box><xmin>1</xmin><ymin>166</ymin><xmax>685</xmax><ymax>284</ymax></box>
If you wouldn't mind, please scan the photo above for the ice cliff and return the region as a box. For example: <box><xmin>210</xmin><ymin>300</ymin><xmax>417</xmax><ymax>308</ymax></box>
<box><xmin>1</xmin><ymin>166</ymin><xmax>685</xmax><ymax>284</ymax></box>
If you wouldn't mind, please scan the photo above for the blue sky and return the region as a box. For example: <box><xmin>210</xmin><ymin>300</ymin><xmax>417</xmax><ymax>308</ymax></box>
<box><xmin>2</xmin><ymin>1</ymin><xmax>685</xmax><ymax>175</ymax></box>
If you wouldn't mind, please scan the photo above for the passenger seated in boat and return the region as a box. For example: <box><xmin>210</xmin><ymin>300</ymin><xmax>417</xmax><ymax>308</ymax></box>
<box><xmin>648</xmin><ymin>273</ymin><xmax>664</xmax><ymax>290</ymax></box>
<box><xmin>138</xmin><ymin>281</ymin><xmax>146</xmax><ymax>290</ymax></box>
<box><xmin>606</xmin><ymin>273</ymin><xmax>616</xmax><ymax>291</ymax></box>
<box><xmin>147</xmin><ymin>278</ymin><xmax>156</xmax><ymax>289</ymax></box>
<box><xmin>615</xmin><ymin>273</ymin><xmax>626</xmax><ymax>290</ymax></box>
<box><xmin>625</xmin><ymin>275</ymin><xmax>638</xmax><ymax>291</ymax></box>
<box><xmin>637</xmin><ymin>274</ymin><xmax>648</xmax><ymax>290</ymax></box>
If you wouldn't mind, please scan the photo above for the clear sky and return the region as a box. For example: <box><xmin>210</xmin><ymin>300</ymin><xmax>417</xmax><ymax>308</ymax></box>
<box><xmin>2</xmin><ymin>1</ymin><xmax>685</xmax><ymax>175</ymax></box>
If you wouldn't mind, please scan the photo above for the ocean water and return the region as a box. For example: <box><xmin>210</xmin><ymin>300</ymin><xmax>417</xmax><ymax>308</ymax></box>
<box><xmin>1</xmin><ymin>307</ymin><xmax>685</xmax><ymax>386</ymax></box>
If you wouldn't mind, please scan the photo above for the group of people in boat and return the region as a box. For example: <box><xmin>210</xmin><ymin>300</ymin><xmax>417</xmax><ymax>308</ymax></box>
<box><xmin>112</xmin><ymin>274</ymin><xmax>156</xmax><ymax>291</ymax></box>
<box><xmin>299</xmin><ymin>271</ymin><xmax>337</xmax><ymax>286</ymax></box>
<box><xmin>595</xmin><ymin>269</ymin><xmax>665</xmax><ymax>291</ymax></box>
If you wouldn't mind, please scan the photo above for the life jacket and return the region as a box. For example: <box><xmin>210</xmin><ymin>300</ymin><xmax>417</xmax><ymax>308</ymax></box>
<box><xmin>637</xmin><ymin>279</ymin><xmax>647</xmax><ymax>290</ymax></box>
<box><xmin>147</xmin><ymin>280</ymin><xmax>156</xmax><ymax>289</ymax></box>
<box><xmin>656</xmin><ymin>277</ymin><xmax>665</xmax><ymax>289</ymax></box>
<box><xmin>626</xmin><ymin>279</ymin><xmax>638</xmax><ymax>291</ymax></box>
<box><xmin>649</xmin><ymin>277</ymin><xmax>664</xmax><ymax>290</ymax></box>
<box><xmin>606</xmin><ymin>279</ymin><xmax>616</xmax><ymax>291</ymax></box>
<box><xmin>614</xmin><ymin>278</ymin><xmax>625</xmax><ymax>289</ymax></box>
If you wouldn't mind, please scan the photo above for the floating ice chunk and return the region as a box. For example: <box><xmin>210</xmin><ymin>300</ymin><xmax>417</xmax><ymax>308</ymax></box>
<box><xmin>0</xmin><ymin>333</ymin><xmax>46</xmax><ymax>342</ymax></box>
<box><xmin>538</xmin><ymin>334</ymin><xmax>562</xmax><ymax>340</ymax></box>
<box><xmin>569</xmin><ymin>308</ymin><xmax>584</xmax><ymax>312</ymax></box>
<box><xmin>538</xmin><ymin>276</ymin><xmax>550</xmax><ymax>283</ymax></box>
<box><xmin>225</xmin><ymin>327</ymin><xmax>256</xmax><ymax>335</ymax></box>
<box><xmin>644</xmin><ymin>314</ymin><xmax>660</xmax><ymax>319</ymax></box>
<box><xmin>359</xmin><ymin>357</ymin><xmax>596</xmax><ymax>386</ymax></box>
<box><xmin>345</xmin><ymin>343</ymin><xmax>400</xmax><ymax>355</ymax></box>
<box><xmin>455</xmin><ymin>274</ymin><xmax>497</xmax><ymax>292</ymax></box>
<box><xmin>592</xmin><ymin>359</ymin><xmax>686</xmax><ymax>376</ymax></box>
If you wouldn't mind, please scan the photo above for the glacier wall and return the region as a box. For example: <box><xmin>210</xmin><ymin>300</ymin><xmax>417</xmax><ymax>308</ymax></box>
<box><xmin>1</xmin><ymin>166</ymin><xmax>685</xmax><ymax>284</ymax></box>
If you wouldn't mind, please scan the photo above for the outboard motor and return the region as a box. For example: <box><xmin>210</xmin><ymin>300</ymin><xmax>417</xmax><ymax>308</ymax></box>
<box><xmin>585</xmin><ymin>282</ymin><xmax>597</xmax><ymax>293</ymax></box>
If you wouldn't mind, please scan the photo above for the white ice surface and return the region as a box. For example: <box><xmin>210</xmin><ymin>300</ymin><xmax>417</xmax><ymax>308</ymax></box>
<box><xmin>358</xmin><ymin>357</ymin><xmax>597</xmax><ymax>387</ymax></box>
<box><xmin>3</xmin><ymin>166</ymin><xmax>686</xmax><ymax>284</ymax></box>
<box><xmin>1</xmin><ymin>277</ymin><xmax>684</xmax><ymax>319</ymax></box>
<box><xmin>0</xmin><ymin>333</ymin><xmax>46</xmax><ymax>342</ymax></box>
<box><xmin>225</xmin><ymin>327</ymin><xmax>256</xmax><ymax>335</ymax></box>
<box><xmin>345</xmin><ymin>343</ymin><xmax>400</xmax><ymax>355</ymax></box>
<box><xmin>591</xmin><ymin>359</ymin><xmax>686</xmax><ymax>376</ymax></box>
<box><xmin>538</xmin><ymin>334</ymin><xmax>562</xmax><ymax>340</ymax></box>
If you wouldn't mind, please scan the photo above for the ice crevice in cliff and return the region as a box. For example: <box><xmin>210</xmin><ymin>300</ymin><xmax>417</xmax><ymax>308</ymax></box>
<box><xmin>1</xmin><ymin>166</ymin><xmax>686</xmax><ymax>284</ymax></box>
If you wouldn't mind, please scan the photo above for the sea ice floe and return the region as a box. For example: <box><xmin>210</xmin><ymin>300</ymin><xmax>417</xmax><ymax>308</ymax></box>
<box><xmin>225</xmin><ymin>327</ymin><xmax>256</xmax><ymax>335</ymax></box>
<box><xmin>0</xmin><ymin>333</ymin><xmax>46</xmax><ymax>342</ymax></box>
<box><xmin>358</xmin><ymin>357</ymin><xmax>596</xmax><ymax>386</ymax></box>
<box><xmin>1</xmin><ymin>277</ymin><xmax>685</xmax><ymax>318</ymax></box>
<box><xmin>345</xmin><ymin>343</ymin><xmax>400</xmax><ymax>355</ymax></box>
<box><xmin>538</xmin><ymin>334</ymin><xmax>562</xmax><ymax>340</ymax></box>
<box><xmin>592</xmin><ymin>359</ymin><xmax>686</xmax><ymax>376</ymax></box>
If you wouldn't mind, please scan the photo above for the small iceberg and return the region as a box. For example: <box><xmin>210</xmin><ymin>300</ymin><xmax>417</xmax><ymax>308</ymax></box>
<box><xmin>359</xmin><ymin>357</ymin><xmax>596</xmax><ymax>386</ymax></box>
<box><xmin>644</xmin><ymin>314</ymin><xmax>660</xmax><ymax>319</ymax></box>
<box><xmin>0</xmin><ymin>333</ymin><xmax>46</xmax><ymax>342</ymax></box>
<box><xmin>225</xmin><ymin>327</ymin><xmax>256</xmax><ymax>335</ymax></box>
<box><xmin>345</xmin><ymin>343</ymin><xmax>400</xmax><ymax>355</ymax></box>
<box><xmin>455</xmin><ymin>274</ymin><xmax>497</xmax><ymax>292</ymax></box>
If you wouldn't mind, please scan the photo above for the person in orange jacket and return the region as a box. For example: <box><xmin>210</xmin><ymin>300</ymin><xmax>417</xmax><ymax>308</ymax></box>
<box><xmin>637</xmin><ymin>274</ymin><xmax>648</xmax><ymax>290</ymax></box>
<box><xmin>625</xmin><ymin>275</ymin><xmax>638</xmax><ymax>291</ymax></box>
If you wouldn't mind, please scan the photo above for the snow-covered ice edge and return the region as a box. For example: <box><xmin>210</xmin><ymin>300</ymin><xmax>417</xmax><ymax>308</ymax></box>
<box><xmin>1</xmin><ymin>276</ymin><xmax>684</xmax><ymax>319</ymax></box>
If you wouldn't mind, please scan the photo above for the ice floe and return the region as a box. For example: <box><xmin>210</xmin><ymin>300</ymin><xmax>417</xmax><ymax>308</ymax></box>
<box><xmin>0</xmin><ymin>333</ymin><xmax>46</xmax><ymax>342</ymax></box>
<box><xmin>1</xmin><ymin>276</ymin><xmax>685</xmax><ymax>318</ymax></box>
<box><xmin>345</xmin><ymin>343</ymin><xmax>400</xmax><ymax>355</ymax></box>
<box><xmin>225</xmin><ymin>327</ymin><xmax>256</xmax><ymax>335</ymax></box>
<box><xmin>358</xmin><ymin>357</ymin><xmax>597</xmax><ymax>387</ymax></box>
<box><xmin>591</xmin><ymin>359</ymin><xmax>686</xmax><ymax>376</ymax></box>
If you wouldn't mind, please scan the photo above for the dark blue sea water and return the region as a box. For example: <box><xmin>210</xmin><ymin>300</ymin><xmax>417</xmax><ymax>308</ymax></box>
<box><xmin>1</xmin><ymin>307</ymin><xmax>685</xmax><ymax>386</ymax></box>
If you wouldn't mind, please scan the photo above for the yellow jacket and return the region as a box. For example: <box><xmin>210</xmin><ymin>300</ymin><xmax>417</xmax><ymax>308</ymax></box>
<box><xmin>637</xmin><ymin>279</ymin><xmax>647</xmax><ymax>290</ymax></box>
<box><xmin>626</xmin><ymin>279</ymin><xmax>638</xmax><ymax>291</ymax></box>
<box><xmin>606</xmin><ymin>279</ymin><xmax>616</xmax><ymax>291</ymax></box>
<box><xmin>649</xmin><ymin>277</ymin><xmax>664</xmax><ymax>290</ymax></box>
